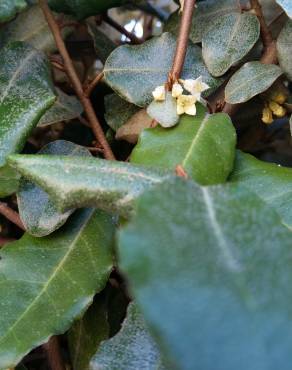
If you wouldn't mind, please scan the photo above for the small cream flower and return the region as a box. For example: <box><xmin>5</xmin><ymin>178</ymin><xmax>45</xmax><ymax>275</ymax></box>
<box><xmin>179</xmin><ymin>0</ymin><xmax>184</xmax><ymax>12</ymax></box>
<box><xmin>152</xmin><ymin>85</ymin><xmax>165</xmax><ymax>101</ymax></box>
<box><xmin>180</xmin><ymin>76</ymin><xmax>210</xmax><ymax>99</ymax></box>
<box><xmin>177</xmin><ymin>95</ymin><xmax>197</xmax><ymax>116</ymax></box>
<box><xmin>172</xmin><ymin>82</ymin><xmax>183</xmax><ymax>98</ymax></box>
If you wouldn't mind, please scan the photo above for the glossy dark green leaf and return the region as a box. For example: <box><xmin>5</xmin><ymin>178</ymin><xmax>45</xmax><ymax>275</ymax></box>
<box><xmin>0</xmin><ymin>0</ymin><xmax>26</xmax><ymax>22</ymax></box>
<box><xmin>131</xmin><ymin>106</ymin><xmax>236</xmax><ymax>185</ymax></box>
<box><xmin>165</xmin><ymin>0</ymin><xmax>240</xmax><ymax>44</ymax></box>
<box><xmin>230</xmin><ymin>151</ymin><xmax>292</xmax><ymax>228</ymax></box>
<box><xmin>104</xmin><ymin>32</ymin><xmax>222</xmax><ymax>107</ymax></box>
<box><xmin>0</xmin><ymin>165</ymin><xmax>20</xmax><ymax>198</ymax></box>
<box><xmin>119</xmin><ymin>177</ymin><xmax>292</xmax><ymax>370</ymax></box>
<box><xmin>276</xmin><ymin>0</ymin><xmax>292</xmax><ymax>18</ymax></box>
<box><xmin>17</xmin><ymin>141</ymin><xmax>91</xmax><ymax>237</ymax></box>
<box><xmin>0</xmin><ymin>208</ymin><xmax>114</xmax><ymax>369</ymax></box>
<box><xmin>202</xmin><ymin>13</ymin><xmax>260</xmax><ymax>77</ymax></box>
<box><xmin>225</xmin><ymin>61</ymin><xmax>283</xmax><ymax>104</ymax></box>
<box><xmin>38</xmin><ymin>88</ymin><xmax>83</xmax><ymax>127</ymax></box>
<box><xmin>48</xmin><ymin>0</ymin><xmax>127</xmax><ymax>19</ymax></box>
<box><xmin>90</xmin><ymin>303</ymin><xmax>166</xmax><ymax>370</ymax></box>
<box><xmin>0</xmin><ymin>42</ymin><xmax>56</xmax><ymax>168</ymax></box>
<box><xmin>8</xmin><ymin>155</ymin><xmax>171</xmax><ymax>217</ymax></box>
<box><xmin>104</xmin><ymin>94</ymin><xmax>139</xmax><ymax>132</ymax></box>
<box><xmin>0</xmin><ymin>5</ymin><xmax>74</xmax><ymax>53</ymax></box>
<box><xmin>277</xmin><ymin>20</ymin><xmax>292</xmax><ymax>81</ymax></box>
<box><xmin>69</xmin><ymin>297</ymin><xmax>109</xmax><ymax>370</ymax></box>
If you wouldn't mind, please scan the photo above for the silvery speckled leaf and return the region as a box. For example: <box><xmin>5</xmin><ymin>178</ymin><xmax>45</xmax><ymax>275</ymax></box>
<box><xmin>147</xmin><ymin>92</ymin><xmax>179</xmax><ymax>128</ymax></box>
<box><xmin>277</xmin><ymin>20</ymin><xmax>292</xmax><ymax>81</ymax></box>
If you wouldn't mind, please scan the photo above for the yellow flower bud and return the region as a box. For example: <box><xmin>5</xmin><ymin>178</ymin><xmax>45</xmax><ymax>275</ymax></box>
<box><xmin>262</xmin><ymin>107</ymin><xmax>273</xmax><ymax>125</ymax></box>
<box><xmin>270</xmin><ymin>91</ymin><xmax>287</xmax><ymax>105</ymax></box>
<box><xmin>268</xmin><ymin>101</ymin><xmax>287</xmax><ymax>118</ymax></box>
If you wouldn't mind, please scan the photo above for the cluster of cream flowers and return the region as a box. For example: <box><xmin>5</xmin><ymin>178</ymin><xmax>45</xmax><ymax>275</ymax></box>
<box><xmin>152</xmin><ymin>77</ymin><xmax>210</xmax><ymax>116</ymax></box>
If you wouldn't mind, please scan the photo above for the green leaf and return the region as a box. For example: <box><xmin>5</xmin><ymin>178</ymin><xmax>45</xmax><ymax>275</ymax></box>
<box><xmin>38</xmin><ymin>88</ymin><xmax>83</xmax><ymax>127</ymax></box>
<box><xmin>8</xmin><ymin>155</ymin><xmax>171</xmax><ymax>217</ymax></box>
<box><xmin>0</xmin><ymin>42</ymin><xmax>56</xmax><ymax>168</ymax></box>
<box><xmin>17</xmin><ymin>140</ymin><xmax>91</xmax><ymax>237</ymax></box>
<box><xmin>103</xmin><ymin>32</ymin><xmax>222</xmax><ymax>107</ymax></box>
<box><xmin>165</xmin><ymin>0</ymin><xmax>240</xmax><ymax>44</ymax></box>
<box><xmin>0</xmin><ymin>165</ymin><xmax>20</xmax><ymax>198</ymax></box>
<box><xmin>230</xmin><ymin>151</ymin><xmax>292</xmax><ymax>229</ymax></box>
<box><xmin>131</xmin><ymin>106</ymin><xmax>236</xmax><ymax>185</ymax></box>
<box><xmin>147</xmin><ymin>92</ymin><xmax>179</xmax><ymax>128</ymax></box>
<box><xmin>119</xmin><ymin>177</ymin><xmax>292</xmax><ymax>370</ymax></box>
<box><xmin>276</xmin><ymin>0</ymin><xmax>292</xmax><ymax>18</ymax></box>
<box><xmin>277</xmin><ymin>20</ymin><xmax>292</xmax><ymax>81</ymax></box>
<box><xmin>87</xmin><ymin>19</ymin><xmax>117</xmax><ymax>64</ymax></box>
<box><xmin>0</xmin><ymin>5</ymin><xmax>74</xmax><ymax>53</ymax></box>
<box><xmin>104</xmin><ymin>94</ymin><xmax>139</xmax><ymax>132</ymax></box>
<box><xmin>48</xmin><ymin>0</ymin><xmax>127</xmax><ymax>19</ymax></box>
<box><xmin>90</xmin><ymin>303</ymin><xmax>166</xmax><ymax>370</ymax></box>
<box><xmin>69</xmin><ymin>296</ymin><xmax>109</xmax><ymax>370</ymax></box>
<box><xmin>0</xmin><ymin>208</ymin><xmax>114</xmax><ymax>369</ymax></box>
<box><xmin>0</xmin><ymin>0</ymin><xmax>26</xmax><ymax>23</ymax></box>
<box><xmin>202</xmin><ymin>13</ymin><xmax>260</xmax><ymax>77</ymax></box>
<box><xmin>225</xmin><ymin>61</ymin><xmax>283</xmax><ymax>104</ymax></box>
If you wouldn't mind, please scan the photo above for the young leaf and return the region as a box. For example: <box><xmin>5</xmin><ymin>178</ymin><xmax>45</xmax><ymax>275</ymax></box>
<box><xmin>147</xmin><ymin>92</ymin><xmax>179</xmax><ymax>128</ymax></box>
<box><xmin>119</xmin><ymin>177</ymin><xmax>292</xmax><ymax>370</ymax></box>
<box><xmin>8</xmin><ymin>155</ymin><xmax>171</xmax><ymax>217</ymax></box>
<box><xmin>103</xmin><ymin>32</ymin><xmax>222</xmax><ymax>107</ymax></box>
<box><xmin>165</xmin><ymin>0</ymin><xmax>240</xmax><ymax>44</ymax></box>
<box><xmin>277</xmin><ymin>20</ymin><xmax>292</xmax><ymax>81</ymax></box>
<box><xmin>0</xmin><ymin>0</ymin><xmax>26</xmax><ymax>22</ymax></box>
<box><xmin>0</xmin><ymin>208</ymin><xmax>114</xmax><ymax>369</ymax></box>
<box><xmin>17</xmin><ymin>140</ymin><xmax>91</xmax><ymax>237</ymax></box>
<box><xmin>0</xmin><ymin>5</ymin><xmax>74</xmax><ymax>53</ymax></box>
<box><xmin>225</xmin><ymin>61</ymin><xmax>283</xmax><ymax>104</ymax></box>
<box><xmin>38</xmin><ymin>88</ymin><xmax>83</xmax><ymax>127</ymax></box>
<box><xmin>90</xmin><ymin>303</ymin><xmax>166</xmax><ymax>370</ymax></box>
<box><xmin>69</xmin><ymin>297</ymin><xmax>109</xmax><ymax>370</ymax></box>
<box><xmin>0</xmin><ymin>166</ymin><xmax>20</xmax><ymax>198</ymax></box>
<box><xmin>131</xmin><ymin>106</ymin><xmax>236</xmax><ymax>185</ymax></box>
<box><xmin>202</xmin><ymin>13</ymin><xmax>260</xmax><ymax>77</ymax></box>
<box><xmin>48</xmin><ymin>0</ymin><xmax>127</xmax><ymax>19</ymax></box>
<box><xmin>0</xmin><ymin>42</ymin><xmax>56</xmax><ymax>168</ymax></box>
<box><xmin>230</xmin><ymin>151</ymin><xmax>292</xmax><ymax>229</ymax></box>
<box><xmin>276</xmin><ymin>0</ymin><xmax>292</xmax><ymax>18</ymax></box>
<box><xmin>104</xmin><ymin>94</ymin><xmax>139</xmax><ymax>132</ymax></box>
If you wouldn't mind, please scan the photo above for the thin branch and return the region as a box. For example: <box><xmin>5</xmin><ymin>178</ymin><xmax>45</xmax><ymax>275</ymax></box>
<box><xmin>0</xmin><ymin>202</ymin><xmax>25</xmax><ymax>230</ymax></box>
<box><xmin>84</xmin><ymin>71</ymin><xmax>104</xmax><ymax>97</ymax></box>
<box><xmin>0</xmin><ymin>237</ymin><xmax>15</xmax><ymax>247</ymax></box>
<box><xmin>43</xmin><ymin>337</ymin><xmax>65</xmax><ymax>370</ymax></box>
<box><xmin>39</xmin><ymin>0</ymin><xmax>115</xmax><ymax>160</ymax></box>
<box><xmin>168</xmin><ymin>0</ymin><xmax>196</xmax><ymax>88</ymax></box>
<box><xmin>103</xmin><ymin>14</ymin><xmax>142</xmax><ymax>45</ymax></box>
<box><xmin>250</xmin><ymin>0</ymin><xmax>273</xmax><ymax>48</ymax></box>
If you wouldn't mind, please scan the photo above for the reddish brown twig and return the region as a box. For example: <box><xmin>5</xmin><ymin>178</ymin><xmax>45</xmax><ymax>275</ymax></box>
<box><xmin>43</xmin><ymin>337</ymin><xmax>65</xmax><ymax>370</ymax></box>
<box><xmin>167</xmin><ymin>0</ymin><xmax>196</xmax><ymax>88</ymax></box>
<box><xmin>0</xmin><ymin>202</ymin><xmax>25</xmax><ymax>230</ymax></box>
<box><xmin>250</xmin><ymin>0</ymin><xmax>273</xmax><ymax>48</ymax></box>
<box><xmin>84</xmin><ymin>72</ymin><xmax>104</xmax><ymax>97</ymax></box>
<box><xmin>0</xmin><ymin>237</ymin><xmax>15</xmax><ymax>247</ymax></box>
<box><xmin>39</xmin><ymin>0</ymin><xmax>115</xmax><ymax>160</ymax></box>
<box><xmin>103</xmin><ymin>14</ymin><xmax>142</xmax><ymax>44</ymax></box>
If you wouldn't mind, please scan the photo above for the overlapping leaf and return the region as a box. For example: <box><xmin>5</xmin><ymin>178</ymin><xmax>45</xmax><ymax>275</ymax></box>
<box><xmin>276</xmin><ymin>0</ymin><xmax>292</xmax><ymax>18</ymax></box>
<box><xmin>225</xmin><ymin>61</ymin><xmax>282</xmax><ymax>104</ymax></box>
<box><xmin>17</xmin><ymin>141</ymin><xmax>91</xmax><ymax>237</ymax></box>
<box><xmin>0</xmin><ymin>165</ymin><xmax>20</xmax><ymax>198</ymax></box>
<box><xmin>0</xmin><ymin>208</ymin><xmax>114</xmax><ymax>369</ymax></box>
<box><xmin>90</xmin><ymin>303</ymin><xmax>166</xmax><ymax>370</ymax></box>
<box><xmin>0</xmin><ymin>0</ymin><xmax>26</xmax><ymax>22</ymax></box>
<box><xmin>277</xmin><ymin>20</ymin><xmax>292</xmax><ymax>81</ymax></box>
<box><xmin>8</xmin><ymin>155</ymin><xmax>171</xmax><ymax>217</ymax></box>
<box><xmin>119</xmin><ymin>178</ymin><xmax>292</xmax><ymax>370</ymax></box>
<box><xmin>104</xmin><ymin>32</ymin><xmax>222</xmax><ymax>107</ymax></box>
<box><xmin>0</xmin><ymin>42</ymin><xmax>55</xmax><ymax>168</ymax></box>
<box><xmin>202</xmin><ymin>13</ymin><xmax>260</xmax><ymax>77</ymax></box>
<box><xmin>131</xmin><ymin>106</ymin><xmax>236</xmax><ymax>185</ymax></box>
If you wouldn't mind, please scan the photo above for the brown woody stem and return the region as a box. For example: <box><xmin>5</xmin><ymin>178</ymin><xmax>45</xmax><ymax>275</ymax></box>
<box><xmin>0</xmin><ymin>202</ymin><xmax>25</xmax><ymax>230</ymax></box>
<box><xmin>103</xmin><ymin>14</ymin><xmax>143</xmax><ymax>44</ymax></box>
<box><xmin>84</xmin><ymin>72</ymin><xmax>104</xmax><ymax>97</ymax></box>
<box><xmin>168</xmin><ymin>0</ymin><xmax>196</xmax><ymax>88</ymax></box>
<box><xmin>39</xmin><ymin>0</ymin><xmax>115</xmax><ymax>160</ymax></box>
<box><xmin>43</xmin><ymin>337</ymin><xmax>65</xmax><ymax>370</ymax></box>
